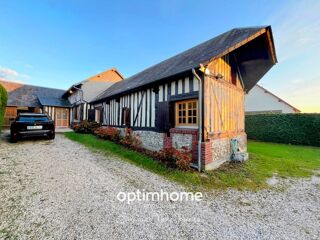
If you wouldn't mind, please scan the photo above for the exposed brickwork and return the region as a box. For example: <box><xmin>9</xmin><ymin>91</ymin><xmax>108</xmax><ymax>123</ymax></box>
<box><xmin>201</xmin><ymin>140</ymin><xmax>213</xmax><ymax>165</ymax></box>
<box><xmin>204</xmin><ymin>132</ymin><xmax>248</xmax><ymax>170</ymax></box>
<box><xmin>163</xmin><ymin>134</ymin><xmax>172</xmax><ymax>149</ymax></box>
<box><xmin>191</xmin><ymin>134</ymin><xmax>198</xmax><ymax>163</ymax></box>
<box><xmin>170</xmin><ymin>128</ymin><xmax>198</xmax><ymax>135</ymax></box>
<box><xmin>167</xmin><ymin>128</ymin><xmax>199</xmax><ymax>162</ymax></box>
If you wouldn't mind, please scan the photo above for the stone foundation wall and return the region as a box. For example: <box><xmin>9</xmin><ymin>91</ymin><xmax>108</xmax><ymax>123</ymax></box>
<box><xmin>172</xmin><ymin>133</ymin><xmax>193</xmax><ymax>149</ymax></box>
<box><xmin>114</xmin><ymin>127</ymin><xmax>247</xmax><ymax>171</ymax></box>
<box><xmin>170</xmin><ymin>128</ymin><xmax>198</xmax><ymax>162</ymax></box>
<box><xmin>204</xmin><ymin>132</ymin><xmax>247</xmax><ymax>170</ymax></box>
<box><xmin>133</xmin><ymin>130</ymin><xmax>164</xmax><ymax>151</ymax></box>
<box><xmin>118</xmin><ymin>128</ymin><xmax>126</xmax><ymax>137</ymax></box>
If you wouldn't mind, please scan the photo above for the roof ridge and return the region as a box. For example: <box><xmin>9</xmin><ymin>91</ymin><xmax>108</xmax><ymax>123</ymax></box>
<box><xmin>92</xmin><ymin>26</ymin><xmax>272</xmax><ymax>102</ymax></box>
<box><xmin>0</xmin><ymin>79</ymin><xmax>66</xmax><ymax>92</ymax></box>
<box><xmin>117</xmin><ymin>29</ymin><xmax>236</xmax><ymax>83</ymax></box>
<box><xmin>123</xmin><ymin>26</ymin><xmax>268</xmax><ymax>83</ymax></box>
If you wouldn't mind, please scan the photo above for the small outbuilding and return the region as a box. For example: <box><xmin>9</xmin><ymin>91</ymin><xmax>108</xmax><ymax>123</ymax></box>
<box><xmin>91</xmin><ymin>26</ymin><xmax>277</xmax><ymax>170</ymax></box>
<box><xmin>0</xmin><ymin>80</ymin><xmax>71</xmax><ymax>128</ymax></box>
<box><xmin>0</xmin><ymin>68</ymin><xmax>124</xmax><ymax>129</ymax></box>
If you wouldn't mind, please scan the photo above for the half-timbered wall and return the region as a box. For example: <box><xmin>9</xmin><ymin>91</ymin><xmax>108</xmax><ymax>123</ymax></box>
<box><xmin>207</xmin><ymin>55</ymin><xmax>243</xmax><ymax>89</ymax></box>
<box><xmin>95</xmin><ymin>75</ymin><xmax>200</xmax><ymax>129</ymax></box>
<box><xmin>204</xmin><ymin>57</ymin><xmax>245</xmax><ymax>138</ymax></box>
<box><xmin>44</xmin><ymin>106</ymin><xmax>56</xmax><ymax>120</ymax></box>
<box><xmin>3</xmin><ymin>107</ymin><xmax>17</xmax><ymax>127</ymax></box>
<box><xmin>159</xmin><ymin>76</ymin><xmax>199</xmax><ymax>102</ymax></box>
<box><xmin>101</xmin><ymin>88</ymin><xmax>156</xmax><ymax>127</ymax></box>
<box><xmin>43</xmin><ymin>106</ymin><xmax>71</xmax><ymax>127</ymax></box>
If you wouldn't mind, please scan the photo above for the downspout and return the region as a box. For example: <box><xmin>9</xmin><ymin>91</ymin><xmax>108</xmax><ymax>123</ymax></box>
<box><xmin>192</xmin><ymin>69</ymin><xmax>203</xmax><ymax>172</ymax></box>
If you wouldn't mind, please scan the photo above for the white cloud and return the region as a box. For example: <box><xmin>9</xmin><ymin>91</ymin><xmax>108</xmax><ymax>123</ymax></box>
<box><xmin>0</xmin><ymin>66</ymin><xmax>31</xmax><ymax>82</ymax></box>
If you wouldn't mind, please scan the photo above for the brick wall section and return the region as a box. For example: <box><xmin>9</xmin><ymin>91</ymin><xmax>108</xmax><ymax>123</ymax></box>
<box><xmin>165</xmin><ymin>128</ymin><xmax>214</xmax><ymax>165</ymax></box>
<box><xmin>191</xmin><ymin>134</ymin><xmax>198</xmax><ymax>163</ymax></box>
<box><xmin>163</xmin><ymin>133</ymin><xmax>172</xmax><ymax>149</ymax></box>
<box><xmin>167</xmin><ymin>128</ymin><xmax>199</xmax><ymax>163</ymax></box>
<box><xmin>201</xmin><ymin>140</ymin><xmax>213</xmax><ymax>165</ymax></box>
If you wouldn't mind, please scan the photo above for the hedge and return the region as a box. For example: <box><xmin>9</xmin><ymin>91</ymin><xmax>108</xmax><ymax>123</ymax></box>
<box><xmin>0</xmin><ymin>83</ymin><xmax>8</xmax><ymax>131</ymax></box>
<box><xmin>245</xmin><ymin>114</ymin><xmax>320</xmax><ymax>147</ymax></box>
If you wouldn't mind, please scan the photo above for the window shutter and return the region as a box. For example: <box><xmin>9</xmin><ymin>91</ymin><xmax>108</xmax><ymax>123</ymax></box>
<box><xmin>80</xmin><ymin>104</ymin><xmax>84</xmax><ymax>121</ymax></box>
<box><xmin>125</xmin><ymin>108</ymin><xmax>131</xmax><ymax>126</ymax></box>
<box><xmin>122</xmin><ymin>107</ymin><xmax>131</xmax><ymax>126</ymax></box>
<box><xmin>156</xmin><ymin>102</ymin><xmax>170</xmax><ymax>131</ymax></box>
<box><xmin>100</xmin><ymin>108</ymin><xmax>104</xmax><ymax>123</ymax></box>
<box><xmin>169</xmin><ymin>102</ymin><xmax>175</xmax><ymax>128</ymax></box>
<box><xmin>88</xmin><ymin>109</ymin><xmax>95</xmax><ymax>122</ymax></box>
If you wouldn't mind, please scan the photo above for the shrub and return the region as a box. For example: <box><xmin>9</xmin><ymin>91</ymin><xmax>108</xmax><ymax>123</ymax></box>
<box><xmin>73</xmin><ymin>120</ymin><xmax>100</xmax><ymax>133</ymax></box>
<box><xmin>175</xmin><ymin>146</ymin><xmax>193</xmax><ymax>171</ymax></box>
<box><xmin>154</xmin><ymin>147</ymin><xmax>177</xmax><ymax>167</ymax></box>
<box><xmin>0</xmin><ymin>83</ymin><xmax>8</xmax><ymax>132</ymax></box>
<box><xmin>155</xmin><ymin>146</ymin><xmax>192</xmax><ymax>170</ymax></box>
<box><xmin>245</xmin><ymin>114</ymin><xmax>320</xmax><ymax>146</ymax></box>
<box><xmin>94</xmin><ymin>126</ymin><xmax>121</xmax><ymax>142</ymax></box>
<box><xmin>119</xmin><ymin>128</ymin><xmax>142</xmax><ymax>150</ymax></box>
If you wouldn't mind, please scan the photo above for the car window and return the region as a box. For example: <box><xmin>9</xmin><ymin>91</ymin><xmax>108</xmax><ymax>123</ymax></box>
<box><xmin>18</xmin><ymin>116</ymin><xmax>49</xmax><ymax>122</ymax></box>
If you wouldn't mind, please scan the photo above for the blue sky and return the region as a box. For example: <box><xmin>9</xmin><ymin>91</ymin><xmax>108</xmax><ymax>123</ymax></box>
<box><xmin>0</xmin><ymin>0</ymin><xmax>319</xmax><ymax>112</ymax></box>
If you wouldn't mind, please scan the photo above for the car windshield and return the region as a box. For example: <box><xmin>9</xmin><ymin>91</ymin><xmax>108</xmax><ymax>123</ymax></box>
<box><xmin>18</xmin><ymin>116</ymin><xmax>49</xmax><ymax>122</ymax></box>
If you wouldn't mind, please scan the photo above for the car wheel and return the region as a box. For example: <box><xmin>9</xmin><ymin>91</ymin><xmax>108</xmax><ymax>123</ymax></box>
<box><xmin>10</xmin><ymin>135</ymin><xmax>18</xmax><ymax>143</ymax></box>
<box><xmin>48</xmin><ymin>133</ymin><xmax>55</xmax><ymax>140</ymax></box>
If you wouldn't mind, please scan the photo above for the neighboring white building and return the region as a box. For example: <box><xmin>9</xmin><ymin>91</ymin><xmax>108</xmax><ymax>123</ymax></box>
<box><xmin>245</xmin><ymin>85</ymin><xmax>300</xmax><ymax>114</ymax></box>
<box><xmin>63</xmin><ymin>68</ymin><xmax>124</xmax><ymax>123</ymax></box>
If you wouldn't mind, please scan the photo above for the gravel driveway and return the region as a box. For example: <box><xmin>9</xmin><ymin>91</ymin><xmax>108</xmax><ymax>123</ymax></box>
<box><xmin>0</xmin><ymin>133</ymin><xmax>319</xmax><ymax>240</ymax></box>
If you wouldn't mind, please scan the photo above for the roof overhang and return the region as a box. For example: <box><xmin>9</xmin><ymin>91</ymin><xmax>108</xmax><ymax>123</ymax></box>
<box><xmin>205</xmin><ymin>27</ymin><xmax>277</xmax><ymax>92</ymax></box>
<box><xmin>91</xmin><ymin>26</ymin><xmax>277</xmax><ymax>102</ymax></box>
<box><xmin>63</xmin><ymin>83</ymin><xmax>83</xmax><ymax>98</ymax></box>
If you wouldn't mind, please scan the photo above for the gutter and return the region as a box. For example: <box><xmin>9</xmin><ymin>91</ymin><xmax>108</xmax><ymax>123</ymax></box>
<box><xmin>192</xmin><ymin>68</ymin><xmax>203</xmax><ymax>172</ymax></box>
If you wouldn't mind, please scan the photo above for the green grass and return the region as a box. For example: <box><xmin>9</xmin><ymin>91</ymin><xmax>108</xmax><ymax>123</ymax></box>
<box><xmin>65</xmin><ymin>132</ymin><xmax>320</xmax><ymax>191</ymax></box>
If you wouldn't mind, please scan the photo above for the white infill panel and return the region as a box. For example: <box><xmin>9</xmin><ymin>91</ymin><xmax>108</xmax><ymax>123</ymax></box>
<box><xmin>171</xmin><ymin>81</ymin><xmax>175</xmax><ymax>96</ymax></box>
<box><xmin>159</xmin><ymin>85</ymin><xmax>163</xmax><ymax>102</ymax></box>
<box><xmin>142</xmin><ymin>91</ymin><xmax>146</xmax><ymax>127</ymax></box>
<box><xmin>164</xmin><ymin>83</ymin><xmax>168</xmax><ymax>101</ymax></box>
<box><xmin>119</xmin><ymin>98</ymin><xmax>122</xmax><ymax>125</ymax></box>
<box><xmin>178</xmin><ymin>79</ymin><xmax>183</xmax><ymax>94</ymax></box>
<box><xmin>151</xmin><ymin>90</ymin><xmax>155</xmax><ymax>127</ymax></box>
<box><xmin>185</xmin><ymin>77</ymin><xmax>190</xmax><ymax>93</ymax></box>
<box><xmin>146</xmin><ymin>89</ymin><xmax>150</xmax><ymax>127</ymax></box>
<box><xmin>134</xmin><ymin>92</ymin><xmax>138</xmax><ymax>127</ymax></box>
<box><xmin>193</xmin><ymin>76</ymin><xmax>199</xmax><ymax>91</ymax></box>
<box><xmin>130</xmin><ymin>94</ymin><xmax>134</xmax><ymax>126</ymax></box>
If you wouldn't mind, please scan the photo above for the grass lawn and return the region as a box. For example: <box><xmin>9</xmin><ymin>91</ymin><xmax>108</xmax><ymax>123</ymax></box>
<box><xmin>65</xmin><ymin>132</ymin><xmax>320</xmax><ymax>191</ymax></box>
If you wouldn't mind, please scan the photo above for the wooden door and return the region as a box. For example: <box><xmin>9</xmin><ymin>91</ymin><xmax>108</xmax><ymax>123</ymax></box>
<box><xmin>55</xmin><ymin>108</ymin><xmax>69</xmax><ymax>127</ymax></box>
<box><xmin>4</xmin><ymin>107</ymin><xmax>17</xmax><ymax>127</ymax></box>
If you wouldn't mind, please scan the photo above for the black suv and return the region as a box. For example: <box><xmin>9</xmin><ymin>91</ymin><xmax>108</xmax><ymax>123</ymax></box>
<box><xmin>10</xmin><ymin>113</ymin><xmax>55</xmax><ymax>142</ymax></box>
